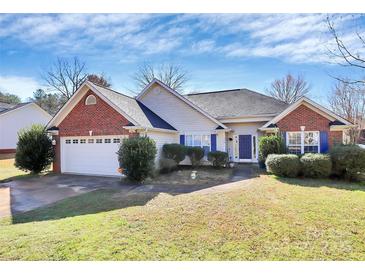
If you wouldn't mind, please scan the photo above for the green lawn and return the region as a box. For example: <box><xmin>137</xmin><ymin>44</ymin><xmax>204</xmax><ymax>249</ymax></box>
<box><xmin>0</xmin><ymin>158</ymin><xmax>52</xmax><ymax>182</ymax></box>
<box><xmin>0</xmin><ymin>158</ymin><xmax>29</xmax><ymax>182</ymax></box>
<box><xmin>1</xmin><ymin>175</ymin><xmax>365</xmax><ymax>260</ymax></box>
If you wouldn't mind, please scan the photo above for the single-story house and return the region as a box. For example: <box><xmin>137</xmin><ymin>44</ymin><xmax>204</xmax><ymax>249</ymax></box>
<box><xmin>47</xmin><ymin>79</ymin><xmax>354</xmax><ymax>176</ymax></box>
<box><xmin>0</xmin><ymin>102</ymin><xmax>52</xmax><ymax>154</ymax></box>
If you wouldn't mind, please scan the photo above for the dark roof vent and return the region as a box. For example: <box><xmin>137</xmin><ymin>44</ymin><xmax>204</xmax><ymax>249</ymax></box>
<box><xmin>329</xmin><ymin>120</ymin><xmax>345</xmax><ymax>126</ymax></box>
<box><xmin>47</xmin><ymin>126</ymin><xmax>59</xmax><ymax>131</ymax></box>
<box><xmin>267</xmin><ymin>123</ymin><xmax>278</xmax><ymax>128</ymax></box>
<box><xmin>216</xmin><ymin>125</ymin><xmax>224</xmax><ymax>130</ymax></box>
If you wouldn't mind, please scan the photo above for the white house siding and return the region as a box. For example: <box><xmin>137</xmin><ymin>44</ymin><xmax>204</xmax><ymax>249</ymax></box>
<box><xmin>217</xmin><ymin>131</ymin><xmax>226</xmax><ymax>152</ymax></box>
<box><xmin>139</xmin><ymin>83</ymin><xmax>218</xmax><ymax>132</ymax></box>
<box><xmin>224</xmin><ymin>122</ymin><xmax>266</xmax><ymax>162</ymax></box>
<box><xmin>140</xmin><ymin>83</ymin><xmax>226</xmax><ymax>166</ymax></box>
<box><xmin>146</xmin><ymin>131</ymin><xmax>179</xmax><ymax>166</ymax></box>
<box><xmin>0</xmin><ymin>104</ymin><xmax>51</xmax><ymax>150</ymax></box>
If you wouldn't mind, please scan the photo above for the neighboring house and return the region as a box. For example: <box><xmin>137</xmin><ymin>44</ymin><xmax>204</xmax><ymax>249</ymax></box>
<box><xmin>0</xmin><ymin>102</ymin><xmax>52</xmax><ymax>154</ymax></box>
<box><xmin>47</xmin><ymin>79</ymin><xmax>354</xmax><ymax>176</ymax></box>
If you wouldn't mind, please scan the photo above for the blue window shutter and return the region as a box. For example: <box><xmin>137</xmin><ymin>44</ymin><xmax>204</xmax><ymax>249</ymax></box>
<box><xmin>320</xmin><ymin>131</ymin><xmax>328</xmax><ymax>153</ymax></box>
<box><xmin>180</xmin><ymin>135</ymin><xmax>185</xmax><ymax>145</ymax></box>
<box><xmin>281</xmin><ymin>131</ymin><xmax>287</xmax><ymax>151</ymax></box>
<box><xmin>211</xmin><ymin>134</ymin><xmax>217</xmax><ymax>152</ymax></box>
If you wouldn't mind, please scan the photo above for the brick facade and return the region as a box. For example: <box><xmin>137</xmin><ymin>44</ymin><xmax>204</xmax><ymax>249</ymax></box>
<box><xmin>53</xmin><ymin>90</ymin><xmax>134</xmax><ymax>173</ymax></box>
<box><xmin>276</xmin><ymin>104</ymin><xmax>343</xmax><ymax>148</ymax></box>
<box><xmin>0</xmin><ymin>149</ymin><xmax>16</xmax><ymax>154</ymax></box>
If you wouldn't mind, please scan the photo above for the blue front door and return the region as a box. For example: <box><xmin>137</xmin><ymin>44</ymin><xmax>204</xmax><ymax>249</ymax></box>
<box><xmin>239</xmin><ymin>135</ymin><xmax>252</xmax><ymax>159</ymax></box>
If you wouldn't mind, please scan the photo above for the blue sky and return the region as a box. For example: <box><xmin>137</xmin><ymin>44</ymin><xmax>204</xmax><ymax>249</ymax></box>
<box><xmin>0</xmin><ymin>13</ymin><xmax>364</xmax><ymax>106</ymax></box>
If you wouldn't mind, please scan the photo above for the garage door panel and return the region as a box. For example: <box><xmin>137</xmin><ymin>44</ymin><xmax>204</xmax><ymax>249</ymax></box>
<box><xmin>61</xmin><ymin>136</ymin><xmax>125</xmax><ymax>176</ymax></box>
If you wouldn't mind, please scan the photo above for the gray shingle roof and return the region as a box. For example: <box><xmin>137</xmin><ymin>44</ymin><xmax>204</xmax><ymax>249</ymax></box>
<box><xmin>0</xmin><ymin>102</ymin><xmax>31</xmax><ymax>115</ymax></box>
<box><xmin>185</xmin><ymin>89</ymin><xmax>288</xmax><ymax>119</ymax></box>
<box><xmin>88</xmin><ymin>82</ymin><xmax>176</xmax><ymax>130</ymax></box>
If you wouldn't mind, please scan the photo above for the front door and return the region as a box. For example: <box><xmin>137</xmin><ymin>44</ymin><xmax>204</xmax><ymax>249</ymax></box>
<box><xmin>239</xmin><ymin>135</ymin><xmax>252</xmax><ymax>160</ymax></box>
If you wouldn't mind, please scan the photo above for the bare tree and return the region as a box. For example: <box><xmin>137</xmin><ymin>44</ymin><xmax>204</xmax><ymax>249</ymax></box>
<box><xmin>328</xmin><ymin>81</ymin><xmax>365</xmax><ymax>143</ymax></box>
<box><xmin>266</xmin><ymin>74</ymin><xmax>311</xmax><ymax>104</ymax></box>
<box><xmin>43</xmin><ymin>57</ymin><xmax>88</xmax><ymax>99</ymax></box>
<box><xmin>87</xmin><ymin>74</ymin><xmax>112</xmax><ymax>88</ymax></box>
<box><xmin>133</xmin><ymin>63</ymin><xmax>188</xmax><ymax>92</ymax></box>
<box><xmin>327</xmin><ymin>16</ymin><xmax>365</xmax><ymax>85</ymax></box>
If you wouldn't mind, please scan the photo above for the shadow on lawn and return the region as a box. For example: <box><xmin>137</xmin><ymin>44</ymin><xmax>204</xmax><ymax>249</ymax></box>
<box><xmin>11</xmin><ymin>189</ymin><xmax>159</xmax><ymax>224</ymax></box>
<box><xmin>276</xmin><ymin>176</ymin><xmax>365</xmax><ymax>192</ymax></box>
<box><xmin>8</xmin><ymin>163</ymin><xmax>260</xmax><ymax>224</ymax></box>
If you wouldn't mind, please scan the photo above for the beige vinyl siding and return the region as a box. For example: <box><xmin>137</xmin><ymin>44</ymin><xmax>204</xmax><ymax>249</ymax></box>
<box><xmin>0</xmin><ymin>104</ymin><xmax>51</xmax><ymax>149</ymax></box>
<box><xmin>139</xmin><ymin>83</ymin><xmax>217</xmax><ymax>132</ymax></box>
<box><xmin>146</xmin><ymin>131</ymin><xmax>179</xmax><ymax>166</ymax></box>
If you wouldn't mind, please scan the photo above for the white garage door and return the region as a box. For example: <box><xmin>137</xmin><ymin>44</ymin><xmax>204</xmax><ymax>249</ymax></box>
<box><xmin>61</xmin><ymin>135</ymin><xmax>127</xmax><ymax>176</ymax></box>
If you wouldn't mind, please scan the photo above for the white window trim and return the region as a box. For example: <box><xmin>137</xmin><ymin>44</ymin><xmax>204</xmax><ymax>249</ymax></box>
<box><xmin>184</xmin><ymin>134</ymin><xmax>211</xmax><ymax>149</ymax></box>
<box><xmin>286</xmin><ymin>131</ymin><xmax>320</xmax><ymax>154</ymax></box>
<box><xmin>85</xmin><ymin>94</ymin><xmax>97</xmax><ymax>105</ymax></box>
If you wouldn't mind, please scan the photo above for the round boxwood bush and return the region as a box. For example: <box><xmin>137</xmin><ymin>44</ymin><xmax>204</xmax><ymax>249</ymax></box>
<box><xmin>330</xmin><ymin>144</ymin><xmax>365</xmax><ymax>181</ymax></box>
<box><xmin>208</xmin><ymin>151</ymin><xmax>229</xmax><ymax>168</ymax></box>
<box><xmin>300</xmin><ymin>153</ymin><xmax>332</xmax><ymax>178</ymax></box>
<box><xmin>162</xmin><ymin>143</ymin><xmax>186</xmax><ymax>164</ymax></box>
<box><xmin>15</xmin><ymin>124</ymin><xmax>54</xmax><ymax>174</ymax></box>
<box><xmin>258</xmin><ymin>135</ymin><xmax>286</xmax><ymax>166</ymax></box>
<box><xmin>265</xmin><ymin>154</ymin><xmax>300</xmax><ymax>178</ymax></box>
<box><xmin>118</xmin><ymin>136</ymin><xmax>157</xmax><ymax>182</ymax></box>
<box><xmin>159</xmin><ymin>158</ymin><xmax>177</xmax><ymax>174</ymax></box>
<box><xmin>186</xmin><ymin>146</ymin><xmax>205</xmax><ymax>167</ymax></box>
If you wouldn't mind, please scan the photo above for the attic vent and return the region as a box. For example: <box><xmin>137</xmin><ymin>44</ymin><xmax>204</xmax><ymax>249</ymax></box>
<box><xmin>85</xmin><ymin>95</ymin><xmax>96</xmax><ymax>105</ymax></box>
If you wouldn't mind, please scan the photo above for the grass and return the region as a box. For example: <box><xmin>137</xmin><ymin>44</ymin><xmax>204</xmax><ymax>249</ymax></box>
<box><xmin>0</xmin><ymin>158</ymin><xmax>52</xmax><ymax>183</ymax></box>
<box><xmin>0</xmin><ymin>158</ymin><xmax>29</xmax><ymax>182</ymax></box>
<box><xmin>1</xmin><ymin>174</ymin><xmax>365</xmax><ymax>260</ymax></box>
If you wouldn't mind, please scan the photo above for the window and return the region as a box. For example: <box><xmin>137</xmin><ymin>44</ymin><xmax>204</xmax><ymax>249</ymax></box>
<box><xmin>85</xmin><ymin>95</ymin><xmax>96</xmax><ymax>105</ymax></box>
<box><xmin>80</xmin><ymin>139</ymin><xmax>86</xmax><ymax>144</ymax></box>
<box><xmin>113</xmin><ymin>138</ymin><xmax>120</xmax><ymax>143</ymax></box>
<box><xmin>185</xmin><ymin>134</ymin><xmax>211</xmax><ymax>155</ymax></box>
<box><xmin>304</xmin><ymin>131</ymin><xmax>319</xmax><ymax>153</ymax></box>
<box><xmin>65</xmin><ymin>139</ymin><xmax>71</xmax><ymax>144</ymax></box>
<box><xmin>96</xmin><ymin>139</ymin><xmax>102</xmax><ymax>143</ymax></box>
<box><xmin>202</xmin><ymin>135</ymin><xmax>210</xmax><ymax>155</ymax></box>
<box><xmin>88</xmin><ymin>139</ymin><xmax>94</xmax><ymax>144</ymax></box>
<box><xmin>72</xmin><ymin>139</ymin><xmax>79</xmax><ymax>144</ymax></box>
<box><xmin>104</xmin><ymin>139</ymin><xmax>111</xmax><ymax>143</ymax></box>
<box><xmin>185</xmin><ymin>135</ymin><xmax>193</xmax><ymax>146</ymax></box>
<box><xmin>287</xmin><ymin>131</ymin><xmax>319</xmax><ymax>154</ymax></box>
<box><xmin>287</xmin><ymin>132</ymin><xmax>301</xmax><ymax>155</ymax></box>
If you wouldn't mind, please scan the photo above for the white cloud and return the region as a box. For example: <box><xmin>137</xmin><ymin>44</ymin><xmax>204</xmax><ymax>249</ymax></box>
<box><xmin>0</xmin><ymin>14</ymin><xmax>362</xmax><ymax>65</ymax></box>
<box><xmin>0</xmin><ymin>75</ymin><xmax>42</xmax><ymax>100</ymax></box>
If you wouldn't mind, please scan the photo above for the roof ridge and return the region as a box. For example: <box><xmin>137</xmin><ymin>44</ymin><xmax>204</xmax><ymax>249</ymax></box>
<box><xmin>187</xmin><ymin>88</ymin><xmax>288</xmax><ymax>105</ymax></box>
<box><xmin>88</xmin><ymin>81</ymin><xmax>135</xmax><ymax>100</ymax></box>
<box><xmin>186</xmin><ymin>89</ymin><xmax>242</xmax><ymax>96</ymax></box>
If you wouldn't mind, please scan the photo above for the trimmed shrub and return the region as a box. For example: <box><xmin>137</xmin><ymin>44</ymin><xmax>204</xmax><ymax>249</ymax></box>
<box><xmin>265</xmin><ymin>154</ymin><xmax>300</xmax><ymax>178</ymax></box>
<box><xmin>15</xmin><ymin>124</ymin><xmax>54</xmax><ymax>174</ymax></box>
<box><xmin>118</xmin><ymin>136</ymin><xmax>157</xmax><ymax>182</ymax></box>
<box><xmin>208</xmin><ymin>151</ymin><xmax>229</xmax><ymax>168</ymax></box>
<box><xmin>159</xmin><ymin>158</ymin><xmax>177</xmax><ymax>174</ymax></box>
<box><xmin>330</xmin><ymin>145</ymin><xmax>365</xmax><ymax>181</ymax></box>
<box><xmin>258</xmin><ymin>135</ymin><xmax>286</xmax><ymax>166</ymax></box>
<box><xmin>300</xmin><ymin>153</ymin><xmax>332</xmax><ymax>178</ymax></box>
<box><xmin>186</xmin><ymin>146</ymin><xmax>205</xmax><ymax>167</ymax></box>
<box><xmin>162</xmin><ymin>143</ymin><xmax>187</xmax><ymax>164</ymax></box>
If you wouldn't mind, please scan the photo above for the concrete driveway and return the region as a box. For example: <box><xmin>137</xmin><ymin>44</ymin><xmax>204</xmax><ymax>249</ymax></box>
<box><xmin>0</xmin><ymin>165</ymin><xmax>257</xmax><ymax>218</ymax></box>
<box><xmin>0</xmin><ymin>174</ymin><xmax>134</xmax><ymax>218</ymax></box>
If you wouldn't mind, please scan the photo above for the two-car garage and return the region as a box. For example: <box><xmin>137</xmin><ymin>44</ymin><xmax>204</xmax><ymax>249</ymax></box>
<box><xmin>60</xmin><ymin>135</ymin><xmax>127</xmax><ymax>176</ymax></box>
